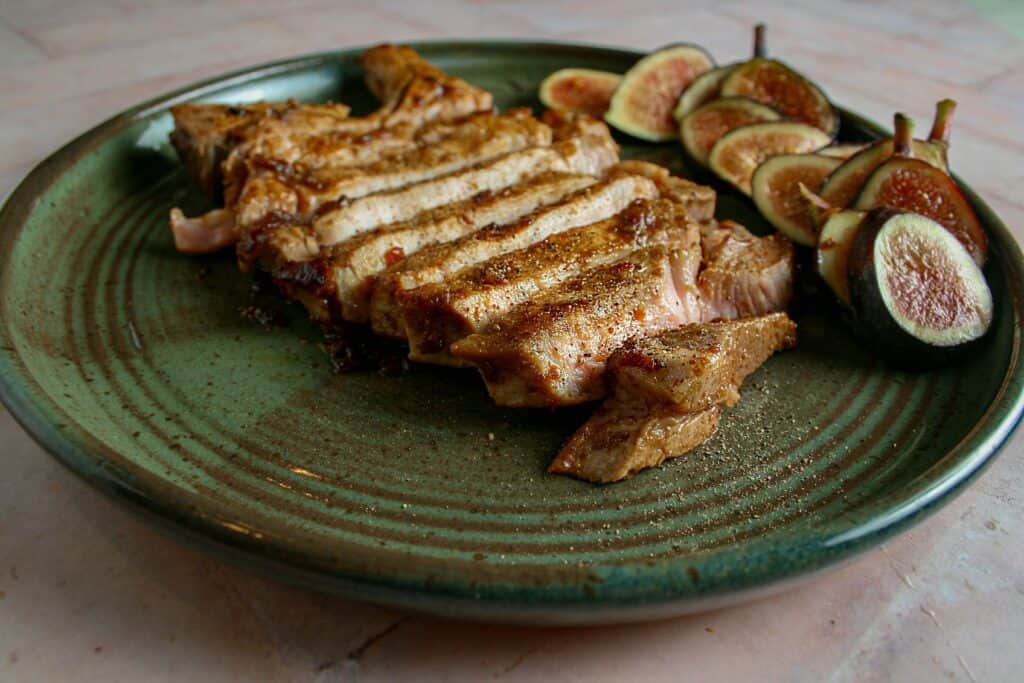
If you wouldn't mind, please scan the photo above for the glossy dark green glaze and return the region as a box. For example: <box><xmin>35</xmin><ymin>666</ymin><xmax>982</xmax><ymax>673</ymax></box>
<box><xmin>1</xmin><ymin>42</ymin><xmax>1022</xmax><ymax>624</ymax></box>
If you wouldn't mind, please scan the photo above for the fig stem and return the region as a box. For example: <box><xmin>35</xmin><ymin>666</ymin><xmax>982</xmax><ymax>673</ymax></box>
<box><xmin>754</xmin><ymin>23</ymin><xmax>767</xmax><ymax>58</ymax></box>
<box><xmin>928</xmin><ymin>99</ymin><xmax>957</xmax><ymax>145</ymax></box>
<box><xmin>893</xmin><ymin>113</ymin><xmax>914</xmax><ymax>157</ymax></box>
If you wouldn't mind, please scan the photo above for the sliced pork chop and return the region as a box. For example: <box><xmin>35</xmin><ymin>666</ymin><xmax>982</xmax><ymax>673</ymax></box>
<box><xmin>611</xmin><ymin>160</ymin><xmax>716</xmax><ymax>222</ymax></box>
<box><xmin>307</xmin><ymin>112</ymin><xmax>617</xmax><ymax>248</ymax></box>
<box><xmin>550</xmin><ymin>403</ymin><xmax>720</xmax><ymax>483</ymax></box>
<box><xmin>608</xmin><ymin>313</ymin><xmax>798</xmax><ymax>409</ymax></box>
<box><xmin>698</xmin><ymin>220</ymin><xmax>795</xmax><ymax>321</ymax></box>
<box><xmin>401</xmin><ymin>198</ymin><xmax>690</xmax><ymax>366</ymax></box>
<box><xmin>450</xmin><ymin>236</ymin><xmax>704</xmax><ymax>407</ymax></box>
<box><xmin>235</xmin><ymin>108</ymin><xmax>549</xmax><ymax>232</ymax></box>
<box><xmin>169</xmin><ymin>101</ymin><xmax>331</xmax><ymax>199</ymax></box>
<box><xmin>278</xmin><ymin>172</ymin><xmax>598</xmax><ymax>323</ymax></box>
<box><xmin>171</xmin><ymin>44</ymin><xmax>495</xmax><ymax>257</ymax></box>
<box><xmin>551</xmin><ymin>313</ymin><xmax>797</xmax><ymax>482</ymax></box>
<box><xmin>370</xmin><ymin>168</ymin><xmax>659</xmax><ymax>338</ymax></box>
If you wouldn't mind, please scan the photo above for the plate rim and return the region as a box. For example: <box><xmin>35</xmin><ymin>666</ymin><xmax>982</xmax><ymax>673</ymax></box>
<box><xmin>1</xmin><ymin>39</ymin><xmax>1023</xmax><ymax>622</ymax></box>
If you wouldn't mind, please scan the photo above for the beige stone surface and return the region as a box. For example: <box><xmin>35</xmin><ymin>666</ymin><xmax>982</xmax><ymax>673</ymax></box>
<box><xmin>1</xmin><ymin>1</ymin><xmax>1022</xmax><ymax>681</ymax></box>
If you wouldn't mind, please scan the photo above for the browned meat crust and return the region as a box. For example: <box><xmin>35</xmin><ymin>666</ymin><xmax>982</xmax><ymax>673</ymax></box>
<box><xmin>550</xmin><ymin>313</ymin><xmax>797</xmax><ymax>482</ymax></box>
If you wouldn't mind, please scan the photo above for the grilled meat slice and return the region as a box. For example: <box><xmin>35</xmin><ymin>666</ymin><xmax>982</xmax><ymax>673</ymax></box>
<box><xmin>234</xmin><ymin>108</ymin><xmax>550</xmax><ymax>240</ymax></box>
<box><xmin>698</xmin><ymin>220</ymin><xmax>795</xmax><ymax>321</ymax></box>
<box><xmin>550</xmin><ymin>403</ymin><xmax>720</xmax><ymax>483</ymax></box>
<box><xmin>169</xmin><ymin>101</ymin><xmax>321</xmax><ymax>198</ymax></box>
<box><xmin>281</xmin><ymin>172</ymin><xmax>597</xmax><ymax>323</ymax></box>
<box><xmin>371</xmin><ymin>167</ymin><xmax>659</xmax><ymax>338</ymax></box>
<box><xmin>609</xmin><ymin>313</ymin><xmax>798</xmax><ymax>409</ymax></box>
<box><xmin>612</xmin><ymin>160</ymin><xmax>716</xmax><ymax>222</ymax></box>
<box><xmin>450</xmin><ymin>237</ymin><xmax>704</xmax><ymax>407</ymax></box>
<box><xmin>551</xmin><ymin>313</ymin><xmax>797</xmax><ymax>482</ymax></box>
<box><xmin>402</xmin><ymin>198</ymin><xmax>689</xmax><ymax>366</ymax></box>
<box><xmin>360</xmin><ymin>44</ymin><xmax>493</xmax><ymax>123</ymax></box>
<box><xmin>306</xmin><ymin>112</ymin><xmax>616</xmax><ymax>248</ymax></box>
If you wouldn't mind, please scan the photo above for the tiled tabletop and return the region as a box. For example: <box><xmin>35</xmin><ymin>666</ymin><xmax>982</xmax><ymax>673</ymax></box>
<box><xmin>1</xmin><ymin>1</ymin><xmax>1022</xmax><ymax>681</ymax></box>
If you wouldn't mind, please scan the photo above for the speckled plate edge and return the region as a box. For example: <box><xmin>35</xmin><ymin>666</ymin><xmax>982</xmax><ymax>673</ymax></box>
<box><xmin>1</xmin><ymin>41</ymin><xmax>1023</xmax><ymax>624</ymax></box>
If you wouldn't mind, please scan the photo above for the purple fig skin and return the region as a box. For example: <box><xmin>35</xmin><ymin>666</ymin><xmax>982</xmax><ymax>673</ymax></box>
<box><xmin>846</xmin><ymin>208</ymin><xmax>988</xmax><ymax>369</ymax></box>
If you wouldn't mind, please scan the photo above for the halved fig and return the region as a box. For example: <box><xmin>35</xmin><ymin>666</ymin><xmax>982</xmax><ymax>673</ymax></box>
<box><xmin>816</xmin><ymin>209</ymin><xmax>866</xmax><ymax>304</ymax></box>
<box><xmin>539</xmin><ymin>68</ymin><xmax>622</xmax><ymax>118</ymax></box>
<box><xmin>720</xmin><ymin>24</ymin><xmax>839</xmax><ymax>137</ymax></box>
<box><xmin>817</xmin><ymin>143</ymin><xmax>868</xmax><ymax>161</ymax></box>
<box><xmin>751</xmin><ymin>153</ymin><xmax>841</xmax><ymax>245</ymax></box>
<box><xmin>847</xmin><ymin>208</ymin><xmax>992</xmax><ymax>368</ymax></box>
<box><xmin>680</xmin><ymin>96</ymin><xmax>781</xmax><ymax>166</ymax></box>
<box><xmin>605</xmin><ymin>44</ymin><xmax>715</xmax><ymax>141</ymax></box>
<box><xmin>819</xmin><ymin>101</ymin><xmax>955</xmax><ymax>211</ymax></box>
<box><xmin>854</xmin><ymin>157</ymin><xmax>987</xmax><ymax>265</ymax></box>
<box><xmin>707</xmin><ymin>121</ymin><xmax>832</xmax><ymax>194</ymax></box>
<box><xmin>672</xmin><ymin>63</ymin><xmax>737</xmax><ymax>121</ymax></box>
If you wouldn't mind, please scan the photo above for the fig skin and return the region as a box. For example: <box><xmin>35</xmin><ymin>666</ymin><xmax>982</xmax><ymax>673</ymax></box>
<box><xmin>815</xmin><ymin>209</ymin><xmax>865</xmax><ymax>305</ymax></box>
<box><xmin>605</xmin><ymin>43</ymin><xmax>715</xmax><ymax>141</ymax></box>
<box><xmin>720</xmin><ymin>24</ymin><xmax>839</xmax><ymax>137</ymax></box>
<box><xmin>539</xmin><ymin>68</ymin><xmax>622</xmax><ymax>118</ymax></box>
<box><xmin>672</xmin><ymin>63</ymin><xmax>737</xmax><ymax>121</ymax></box>
<box><xmin>680</xmin><ymin>96</ymin><xmax>781</xmax><ymax>166</ymax></box>
<box><xmin>846</xmin><ymin>208</ymin><xmax>992</xmax><ymax>369</ymax></box>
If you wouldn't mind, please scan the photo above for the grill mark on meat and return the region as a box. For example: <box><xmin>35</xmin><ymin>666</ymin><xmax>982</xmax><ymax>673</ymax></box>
<box><xmin>286</xmin><ymin>172</ymin><xmax>597</xmax><ymax>324</ymax></box>
<box><xmin>401</xmin><ymin>198</ymin><xmax>690</xmax><ymax>366</ymax></box>
<box><xmin>234</xmin><ymin>109</ymin><xmax>552</xmax><ymax>252</ymax></box>
<box><xmin>370</xmin><ymin>168</ymin><xmax>656</xmax><ymax>338</ymax></box>
<box><xmin>308</xmin><ymin>117</ymin><xmax>617</xmax><ymax>251</ymax></box>
<box><xmin>450</xmin><ymin>236</ymin><xmax>703</xmax><ymax>407</ymax></box>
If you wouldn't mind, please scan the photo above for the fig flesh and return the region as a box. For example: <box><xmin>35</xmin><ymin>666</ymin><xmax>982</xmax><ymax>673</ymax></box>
<box><xmin>672</xmin><ymin>63</ymin><xmax>736</xmax><ymax>121</ymax></box>
<box><xmin>605</xmin><ymin>44</ymin><xmax>715</xmax><ymax>141</ymax></box>
<box><xmin>708</xmin><ymin>121</ymin><xmax>831</xmax><ymax>194</ymax></box>
<box><xmin>847</xmin><ymin>208</ymin><xmax>992</xmax><ymax>368</ymax></box>
<box><xmin>815</xmin><ymin>209</ymin><xmax>865</xmax><ymax>304</ymax></box>
<box><xmin>720</xmin><ymin>24</ymin><xmax>839</xmax><ymax>137</ymax></box>
<box><xmin>819</xmin><ymin>101</ymin><xmax>956</xmax><ymax>212</ymax></box>
<box><xmin>539</xmin><ymin>68</ymin><xmax>622</xmax><ymax>118</ymax></box>
<box><xmin>680</xmin><ymin>96</ymin><xmax>781</xmax><ymax>166</ymax></box>
<box><xmin>853</xmin><ymin>156</ymin><xmax>987</xmax><ymax>265</ymax></box>
<box><xmin>751</xmin><ymin>153</ymin><xmax>841</xmax><ymax>245</ymax></box>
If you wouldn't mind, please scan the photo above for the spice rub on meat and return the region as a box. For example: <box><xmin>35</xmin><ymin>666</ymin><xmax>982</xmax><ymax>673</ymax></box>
<box><xmin>552</xmin><ymin>313</ymin><xmax>798</xmax><ymax>482</ymax></box>
<box><xmin>167</xmin><ymin>44</ymin><xmax>798</xmax><ymax>483</ymax></box>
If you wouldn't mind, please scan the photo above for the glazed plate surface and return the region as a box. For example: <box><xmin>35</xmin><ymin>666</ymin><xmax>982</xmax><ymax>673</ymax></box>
<box><xmin>1</xmin><ymin>42</ymin><xmax>1022</xmax><ymax>624</ymax></box>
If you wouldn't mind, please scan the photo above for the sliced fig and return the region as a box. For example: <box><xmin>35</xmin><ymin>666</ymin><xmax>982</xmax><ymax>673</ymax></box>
<box><xmin>605</xmin><ymin>44</ymin><xmax>715</xmax><ymax>141</ymax></box>
<box><xmin>707</xmin><ymin>121</ymin><xmax>832</xmax><ymax>194</ymax></box>
<box><xmin>720</xmin><ymin>24</ymin><xmax>839</xmax><ymax>137</ymax></box>
<box><xmin>816</xmin><ymin>209</ymin><xmax>866</xmax><ymax>304</ymax></box>
<box><xmin>751</xmin><ymin>153</ymin><xmax>841</xmax><ymax>245</ymax></box>
<box><xmin>680</xmin><ymin>96</ymin><xmax>781</xmax><ymax>166</ymax></box>
<box><xmin>817</xmin><ymin>143</ymin><xmax>868</xmax><ymax>161</ymax></box>
<box><xmin>819</xmin><ymin>101</ymin><xmax>955</xmax><ymax>211</ymax></box>
<box><xmin>847</xmin><ymin>208</ymin><xmax>992</xmax><ymax>368</ymax></box>
<box><xmin>539</xmin><ymin>68</ymin><xmax>622</xmax><ymax>118</ymax></box>
<box><xmin>853</xmin><ymin>157</ymin><xmax>987</xmax><ymax>265</ymax></box>
<box><xmin>672</xmin><ymin>63</ymin><xmax>737</xmax><ymax>121</ymax></box>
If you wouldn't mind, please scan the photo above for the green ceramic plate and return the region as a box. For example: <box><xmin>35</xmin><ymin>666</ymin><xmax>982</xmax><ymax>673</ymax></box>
<box><xmin>1</xmin><ymin>42</ymin><xmax>1022</xmax><ymax>624</ymax></box>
